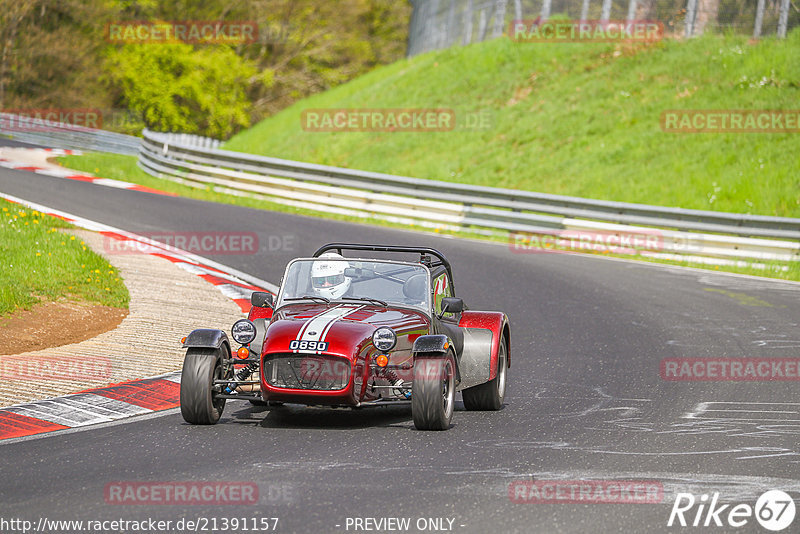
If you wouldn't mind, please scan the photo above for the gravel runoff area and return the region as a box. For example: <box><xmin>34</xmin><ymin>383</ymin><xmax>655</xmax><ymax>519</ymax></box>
<box><xmin>0</xmin><ymin>229</ymin><xmax>246</xmax><ymax>407</ymax></box>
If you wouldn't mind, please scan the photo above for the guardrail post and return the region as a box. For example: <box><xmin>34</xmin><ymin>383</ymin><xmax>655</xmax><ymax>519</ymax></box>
<box><xmin>626</xmin><ymin>0</ymin><xmax>637</xmax><ymax>22</ymax></box>
<box><xmin>541</xmin><ymin>0</ymin><xmax>552</xmax><ymax>21</ymax></box>
<box><xmin>581</xmin><ymin>0</ymin><xmax>591</xmax><ymax>21</ymax></box>
<box><xmin>685</xmin><ymin>0</ymin><xmax>698</xmax><ymax>37</ymax></box>
<box><xmin>753</xmin><ymin>0</ymin><xmax>765</xmax><ymax>38</ymax></box>
<box><xmin>445</xmin><ymin>0</ymin><xmax>456</xmax><ymax>47</ymax></box>
<box><xmin>600</xmin><ymin>0</ymin><xmax>612</xmax><ymax>22</ymax></box>
<box><xmin>478</xmin><ymin>8</ymin><xmax>488</xmax><ymax>40</ymax></box>
<box><xmin>493</xmin><ymin>0</ymin><xmax>508</xmax><ymax>37</ymax></box>
<box><xmin>463</xmin><ymin>0</ymin><xmax>474</xmax><ymax>44</ymax></box>
<box><xmin>777</xmin><ymin>0</ymin><xmax>790</xmax><ymax>37</ymax></box>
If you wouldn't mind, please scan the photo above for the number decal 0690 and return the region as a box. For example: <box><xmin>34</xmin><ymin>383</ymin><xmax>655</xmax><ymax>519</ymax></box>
<box><xmin>290</xmin><ymin>340</ymin><xmax>329</xmax><ymax>351</ymax></box>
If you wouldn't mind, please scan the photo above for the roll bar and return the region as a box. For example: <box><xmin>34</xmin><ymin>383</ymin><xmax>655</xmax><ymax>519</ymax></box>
<box><xmin>313</xmin><ymin>243</ymin><xmax>456</xmax><ymax>294</ymax></box>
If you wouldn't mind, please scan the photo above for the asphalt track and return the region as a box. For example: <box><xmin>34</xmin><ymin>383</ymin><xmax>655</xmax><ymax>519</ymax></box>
<box><xmin>1</xmin><ymin>141</ymin><xmax>799</xmax><ymax>533</ymax></box>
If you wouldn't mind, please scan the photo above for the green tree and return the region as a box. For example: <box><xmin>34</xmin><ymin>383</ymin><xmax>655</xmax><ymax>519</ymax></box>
<box><xmin>106</xmin><ymin>42</ymin><xmax>269</xmax><ymax>138</ymax></box>
<box><xmin>0</xmin><ymin>0</ymin><xmax>113</xmax><ymax>111</ymax></box>
<box><xmin>1</xmin><ymin>0</ymin><xmax>412</xmax><ymax>137</ymax></box>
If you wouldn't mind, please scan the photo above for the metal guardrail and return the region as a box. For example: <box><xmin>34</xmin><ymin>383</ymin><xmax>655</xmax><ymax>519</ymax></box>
<box><xmin>0</xmin><ymin>113</ymin><xmax>141</xmax><ymax>155</ymax></box>
<box><xmin>138</xmin><ymin>129</ymin><xmax>800</xmax><ymax>264</ymax></box>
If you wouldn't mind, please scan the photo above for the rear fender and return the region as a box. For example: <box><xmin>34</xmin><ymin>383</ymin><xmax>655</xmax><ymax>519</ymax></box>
<box><xmin>459</xmin><ymin>311</ymin><xmax>510</xmax><ymax>382</ymax></box>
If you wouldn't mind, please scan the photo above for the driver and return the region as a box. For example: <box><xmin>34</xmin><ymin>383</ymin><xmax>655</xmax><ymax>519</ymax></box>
<box><xmin>311</xmin><ymin>252</ymin><xmax>352</xmax><ymax>299</ymax></box>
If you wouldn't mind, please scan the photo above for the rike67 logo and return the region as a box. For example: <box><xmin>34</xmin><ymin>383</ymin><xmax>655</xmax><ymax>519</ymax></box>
<box><xmin>668</xmin><ymin>490</ymin><xmax>796</xmax><ymax>531</ymax></box>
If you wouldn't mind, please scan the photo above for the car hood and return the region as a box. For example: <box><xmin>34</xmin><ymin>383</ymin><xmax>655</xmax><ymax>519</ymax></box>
<box><xmin>262</xmin><ymin>302</ymin><xmax>430</xmax><ymax>358</ymax></box>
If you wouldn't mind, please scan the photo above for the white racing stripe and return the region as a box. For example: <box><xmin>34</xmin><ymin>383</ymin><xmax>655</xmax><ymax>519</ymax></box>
<box><xmin>294</xmin><ymin>305</ymin><xmax>364</xmax><ymax>354</ymax></box>
<box><xmin>295</xmin><ymin>306</ymin><xmax>341</xmax><ymax>341</ymax></box>
<box><xmin>315</xmin><ymin>305</ymin><xmax>365</xmax><ymax>354</ymax></box>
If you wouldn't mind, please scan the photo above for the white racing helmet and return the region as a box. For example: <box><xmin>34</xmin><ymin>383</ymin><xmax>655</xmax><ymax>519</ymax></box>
<box><xmin>311</xmin><ymin>252</ymin><xmax>351</xmax><ymax>299</ymax></box>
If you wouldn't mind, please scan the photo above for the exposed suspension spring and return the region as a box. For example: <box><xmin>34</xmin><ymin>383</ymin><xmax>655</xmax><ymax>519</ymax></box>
<box><xmin>224</xmin><ymin>361</ymin><xmax>258</xmax><ymax>394</ymax></box>
<box><xmin>380</xmin><ymin>368</ymin><xmax>401</xmax><ymax>384</ymax></box>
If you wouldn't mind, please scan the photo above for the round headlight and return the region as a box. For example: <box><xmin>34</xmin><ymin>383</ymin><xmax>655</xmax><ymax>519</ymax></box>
<box><xmin>372</xmin><ymin>327</ymin><xmax>397</xmax><ymax>352</ymax></box>
<box><xmin>231</xmin><ymin>319</ymin><xmax>257</xmax><ymax>345</ymax></box>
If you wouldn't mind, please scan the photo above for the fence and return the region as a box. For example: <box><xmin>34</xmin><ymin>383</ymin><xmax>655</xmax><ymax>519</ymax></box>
<box><xmin>407</xmin><ymin>0</ymin><xmax>798</xmax><ymax>56</ymax></box>
<box><xmin>138</xmin><ymin>129</ymin><xmax>799</xmax><ymax>266</ymax></box>
<box><xmin>0</xmin><ymin>113</ymin><xmax>141</xmax><ymax>156</ymax></box>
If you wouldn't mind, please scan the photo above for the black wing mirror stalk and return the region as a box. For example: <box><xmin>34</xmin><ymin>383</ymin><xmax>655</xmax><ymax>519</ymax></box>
<box><xmin>251</xmin><ymin>291</ymin><xmax>274</xmax><ymax>309</ymax></box>
<box><xmin>438</xmin><ymin>297</ymin><xmax>463</xmax><ymax>319</ymax></box>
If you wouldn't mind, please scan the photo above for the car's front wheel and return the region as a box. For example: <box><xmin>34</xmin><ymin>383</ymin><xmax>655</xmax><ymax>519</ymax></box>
<box><xmin>462</xmin><ymin>336</ymin><xmax>507</xmax><ymax>410</ymax></box>
<box><xmin>180</xmin><ymin>347</ymin><xmax>227</xmax><ymax>424</ymax></box>
<box><xmin>412</xmin><ymin>352</ymin><xmax>456</xmax><ymax>430</ymax></box>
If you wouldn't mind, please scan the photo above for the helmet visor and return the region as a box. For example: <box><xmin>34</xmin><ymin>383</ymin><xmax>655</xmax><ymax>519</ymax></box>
<box><xmin>312</xmin><ymin>273</ymin><xmax>345</xmax><ymax>288</ymax></box>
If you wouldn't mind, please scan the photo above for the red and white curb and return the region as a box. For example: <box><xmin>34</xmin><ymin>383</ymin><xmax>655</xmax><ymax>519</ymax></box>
<box><xmin>0</xmin><ymin>372</ymin><xmax>182</xmax><ymax>440</ymax></box>
<box><xmin>0</xmin><ymin>192</ymin><xmax>278</xmax><ymax>442</ymax></box>
<box><xmin>0</xmin><ymin>147</ymin><xmax>175</xmax><ymax>196</ymax></box>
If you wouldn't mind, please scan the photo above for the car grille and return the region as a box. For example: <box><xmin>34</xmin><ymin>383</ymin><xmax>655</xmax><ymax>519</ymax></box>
<box><xmin>263</xmin><ymin>354</ymin><xmax>351</xmax><ymax>390</ymax></box>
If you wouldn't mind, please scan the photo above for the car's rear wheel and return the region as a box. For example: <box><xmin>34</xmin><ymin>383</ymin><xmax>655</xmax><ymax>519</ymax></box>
<box><xmin>412</xmin><ymin>352</ymin><xmax>455</xmax><ymax>430</ymax></box>
<box><xmin>180</xmin><ymin>347</ymin><xmax>227</xmax><ymax>424</ymax></box>
<box><xmin>462</xmin><ymin>337</ymin><xmax>507</xmax><ymax>411</ymax></box>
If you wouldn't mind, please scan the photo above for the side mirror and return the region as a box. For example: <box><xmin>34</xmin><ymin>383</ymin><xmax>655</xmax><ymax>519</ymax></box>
<box><xmin>440</xmin><ymin>297</ymin><xmax>463</xmax><ymax>316</ymax></box>
<box><xmin>251</xmin><ymin>291</ymin><xmax>274</xmax><ymax>309</ymax></box>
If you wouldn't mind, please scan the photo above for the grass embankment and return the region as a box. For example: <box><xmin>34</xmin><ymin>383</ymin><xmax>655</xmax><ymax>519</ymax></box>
<box><xmin>0</xmin><ymin>198</ymin><xmax>129</xmax><ymax>316</ymax></box>
<box><xmin>57</xmin><ymin>30</ymin><xmax>800</xmax><ymax>281</ymax></box>
<box><xmin>225</xmin><ymin>30</ymin><xmax>800</xmax><ymax>218</ymax></box>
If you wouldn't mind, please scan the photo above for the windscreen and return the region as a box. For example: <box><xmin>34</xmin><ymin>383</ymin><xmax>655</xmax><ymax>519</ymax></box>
<box><xmin>278</xmin><ymin>259</ymin><xmax>430</xmax><ymax>311</ymax></box>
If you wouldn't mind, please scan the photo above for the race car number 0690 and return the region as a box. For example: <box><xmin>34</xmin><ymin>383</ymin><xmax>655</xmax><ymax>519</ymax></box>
<box><xmin>290</xmin><ymin>340</ymin><xmax>328</xmax><ymax>351</ymax></box>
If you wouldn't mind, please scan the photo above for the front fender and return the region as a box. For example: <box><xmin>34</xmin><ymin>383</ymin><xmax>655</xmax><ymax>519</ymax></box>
<box><xmin>413</xmin><ymin>335</ymin><xmax>460</xmax><ymax>383</ymax></box>
<box><xmin>412</xmin><ymin>334</ymin><xmax>451</xmax><ymax>353</ymax></box>
<box><xmin>183</xmin><ymin>328</ymin><xmax>230</xmax><ymax>352</ymax></box>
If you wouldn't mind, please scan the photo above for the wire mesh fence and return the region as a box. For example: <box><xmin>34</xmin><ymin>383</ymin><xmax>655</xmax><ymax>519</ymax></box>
<box><xmin>407</xmin><ymin>0</ymin><xmax>798</xmax><ymax>56</ymax></box>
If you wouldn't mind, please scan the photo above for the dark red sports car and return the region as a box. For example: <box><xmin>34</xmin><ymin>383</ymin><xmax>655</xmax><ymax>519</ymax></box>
<box><xmin>179</xmin><ymin>243</ymin><xmax>510</xmax><ymax>430</ymax></box>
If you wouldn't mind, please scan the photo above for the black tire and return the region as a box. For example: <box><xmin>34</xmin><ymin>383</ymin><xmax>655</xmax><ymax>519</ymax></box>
<box><xmin>462</xmin><ymin>337</ymin><xmax>507</xmax><ymax>411</ymax></box>
<box><xmin>412</xmin><ymin>352</ymin><xmax>456</xmax><ymax>430</ymax></box>
<box><xmin>180</xmin><ymin>347</ymin><xmax>227</xmax><ymax>424</ymax></box>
